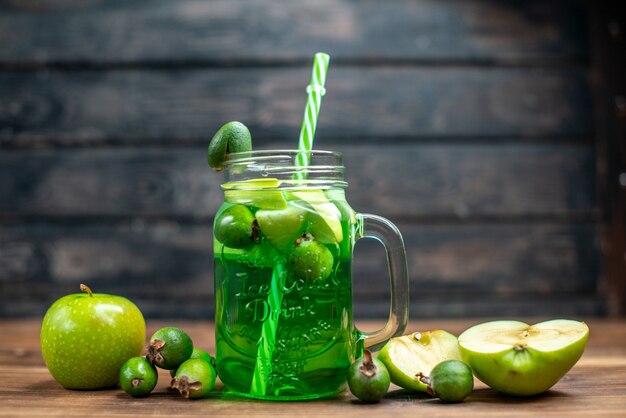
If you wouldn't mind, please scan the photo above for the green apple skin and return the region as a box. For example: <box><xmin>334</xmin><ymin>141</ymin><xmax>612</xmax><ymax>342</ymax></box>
<box><xmin>458</xmin><ymin>320</ymin><xmax>589</xmax><ymax>396</ymax></box>
<box><xmin>256</xmin><ymin>205</ymin><xmax>306</xmax><ymax>253</ymax></box>
<box><xmin>41</xmin><ymin>288</ymin><xmax>146</xmax><ymax>389</ymax></box>
<box><xmin>378</xmin><ymin>330</ymin><xmax>462</xmax><ymax>392</ymax></box>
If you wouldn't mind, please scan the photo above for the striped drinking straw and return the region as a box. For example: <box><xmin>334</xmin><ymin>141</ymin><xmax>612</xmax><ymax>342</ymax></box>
<box><xmin>250</xmin><ymin>52</ymin><xmax>330</xmax><ymax>397</ymax></box>
<box><xmin>294</xmin><ymin>52</ymin><xmax>330</xmax><ymax>180</ymax></box>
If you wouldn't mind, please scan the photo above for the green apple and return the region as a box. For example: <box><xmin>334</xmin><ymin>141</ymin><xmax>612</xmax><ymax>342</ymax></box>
<box><xmin>377</xmin><ymin>330</ymin><xmax>462</xmax><ymax>392</ymax></box>
<box><xmin>40</xmin><ymin>284</ymin><xmax>146</xmax><ymax>389</ymax></box>
<box><xmin>458</xmin><ymin>319</ymin><xmax>589</xmax><ymax>396</ymax></box>
<box><xmin>291</xmin><ymin>190</ymin><xmax>343</xmax><ymax>243</ymax></box>
<box><xmin>256</xmin><ymin>205</ymin><xmax>307</xmax><ymax>253</ymax></box>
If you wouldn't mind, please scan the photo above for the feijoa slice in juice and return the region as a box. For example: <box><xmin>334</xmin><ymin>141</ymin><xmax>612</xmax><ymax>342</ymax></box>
<box><xmin>347</xmin><ymin>350</ymin><xmax>390</xmax><ymax>403</ymax></box>
<box><xmin>147</xmin><ymin>327</ymin><xmax>193</xmax><ymax>370</ymax></box>
<box><xmin>119</xmin><ymin>356</ymin><xmax>158</xmax><ymax>397</ymax></box>
<box><xmin>223</xmin><ymin>178</ymin><xmax>288</xmax><ymax>210</ymax></box>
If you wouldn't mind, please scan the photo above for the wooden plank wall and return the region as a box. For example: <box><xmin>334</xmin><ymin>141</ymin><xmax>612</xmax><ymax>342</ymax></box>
<box><xmin>590</xmin><ymin>1</ymin><xmax>626</xmax><ymax>316</ymax></box>
<box><xmin>0</xmin><ymin>0</ymin><xmax>605</xmax><ymax>319</ymax></box>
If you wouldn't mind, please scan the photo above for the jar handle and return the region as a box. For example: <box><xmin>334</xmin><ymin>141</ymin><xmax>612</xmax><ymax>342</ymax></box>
<box><xmin>354</xmin><ymin>213</ymin><xmax>409</xmax><ymax>351</ymax></box>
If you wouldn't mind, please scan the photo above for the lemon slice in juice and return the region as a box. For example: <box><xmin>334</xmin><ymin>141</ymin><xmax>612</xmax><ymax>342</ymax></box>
<box><xmin>223</xmin><ymin>178</ymin><xmax>287</xmax><ymax>210</ymax></box>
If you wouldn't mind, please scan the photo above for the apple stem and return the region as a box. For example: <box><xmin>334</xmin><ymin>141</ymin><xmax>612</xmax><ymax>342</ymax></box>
<box><xmin>79</xmin><ymin>284</ymin><xmax>94</xmax><ymax>297</ymax></box>
<box><xmin>416</xmin><ymin>372</ymin><xmax>436</xmax><ymax>397</ymax></box>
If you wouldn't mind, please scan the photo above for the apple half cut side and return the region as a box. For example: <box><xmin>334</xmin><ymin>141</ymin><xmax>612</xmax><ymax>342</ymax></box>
<box><xmin>458</xmin><ymin>319</ymin><xmax>589</xmax><ymax>396</ymax></box>
<box><xmin>378</xmin><ymin>330</ymin><xmax>462</xmax><ymax>392</ymax></box>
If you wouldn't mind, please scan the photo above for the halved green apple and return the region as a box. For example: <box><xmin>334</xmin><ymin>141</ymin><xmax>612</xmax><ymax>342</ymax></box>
<box><xmin>458</xmin><ymin>319</ymin><xmax>589</xmax><ymax>396</ymax></box>
<box><xmin>377</xmin><ymin>330</ymin><xmax>462</xmax><ymax>392</ymax></box>
<box><xmin>291</xmin><ymin>190</ymin><xmax>343</xmax><ymax>244</ymax></box>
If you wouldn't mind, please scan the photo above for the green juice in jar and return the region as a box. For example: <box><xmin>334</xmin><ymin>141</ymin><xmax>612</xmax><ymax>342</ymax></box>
<box><xmin>214</xmin><ymin>185</ymin><xmax>358</xmax><ymax>399</ymax></box>
<box><xmin>212</xmin><ymin>150</ymin><xmax>409</xmax><ymax>401</ymax></box>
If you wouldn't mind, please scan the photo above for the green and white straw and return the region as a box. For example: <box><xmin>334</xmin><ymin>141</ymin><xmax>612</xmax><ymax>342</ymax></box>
<box><xmin>294</xmin><ymin>52</ymin><xmax>330</xmax><ymax>180</ymax></box>
<box><xmin>250</xmin><ymin>52</ymin><xmax>330</xmax><ymax>397</ymax></box>
<box><xmin>250</xmin><ymin>263</ymin><xmax>285</xmax><ymax>396</ymax></box>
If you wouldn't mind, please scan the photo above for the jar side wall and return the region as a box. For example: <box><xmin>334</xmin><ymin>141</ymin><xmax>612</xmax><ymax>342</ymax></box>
<box><xmin>213</xmin><ymin>185</ymin><xmax>356</xmax><ymax>399</ymax></box>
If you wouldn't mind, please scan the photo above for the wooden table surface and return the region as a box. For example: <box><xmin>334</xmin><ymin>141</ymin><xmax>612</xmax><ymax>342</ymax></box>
<box><xmin>1</xmin><ymin>319</ymin><xmax>625</xmax><ymax>417</ymax></box>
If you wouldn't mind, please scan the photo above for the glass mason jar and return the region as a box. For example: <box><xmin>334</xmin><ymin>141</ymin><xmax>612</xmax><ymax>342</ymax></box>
<box><xmin>213</xmin><ymin>150</ymin><xmax>409</xmax><ymax>400</ymax></box>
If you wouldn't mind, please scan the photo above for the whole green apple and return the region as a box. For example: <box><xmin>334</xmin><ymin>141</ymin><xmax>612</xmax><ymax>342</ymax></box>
<box><xmin>40</xmin><ymin>284</ymin><xmax>146</xmax><ymax>389</ymax></box>
<box><xmin>458</xmin><ymin>319</ymin><xmax>589</xmax><ymax>396</ymax></box>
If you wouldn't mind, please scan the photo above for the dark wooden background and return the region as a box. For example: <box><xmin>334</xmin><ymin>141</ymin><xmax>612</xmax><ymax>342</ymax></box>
<box><xmin>1</xmin><ymin>0</ymin><xmax>625</xmax><ymax>319</ymax></box>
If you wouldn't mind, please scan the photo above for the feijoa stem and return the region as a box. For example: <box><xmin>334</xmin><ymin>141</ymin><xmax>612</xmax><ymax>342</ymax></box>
<box><xmin>359</xmin><ymin>350</ymin><xmax>378</xmax><ymax>378</ymax></box>
<box><xmin>146</xmin><ymin>339</ymin><xmax>166</xmax><ymax>365</ymax></box>
<box><xmin>295</xmin><ymin>232</ymin><xmax>314</xmax><ymax>246</ymax></box>
<box><xmin>171</xmin><ymin>376</ymin><xmax>202</xmax><ymax>398</ymax></box>
<box><xmin>79</xmin><ymin>284</ymin><xmax>93</xmax><ymax>297</ymax></box>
